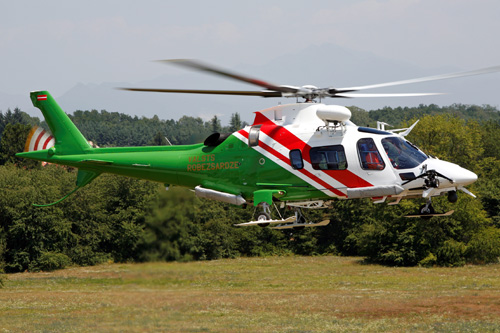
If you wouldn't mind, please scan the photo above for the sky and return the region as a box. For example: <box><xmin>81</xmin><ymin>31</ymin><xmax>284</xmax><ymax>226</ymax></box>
<box><xmin>1</xmin><ymin>0</ymin><xmax>500</xmax><ymax>122</ymax></box>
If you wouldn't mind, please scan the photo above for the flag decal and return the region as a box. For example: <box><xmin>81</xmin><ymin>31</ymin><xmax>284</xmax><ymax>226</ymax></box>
<box><xmin>37</xmin><ymin>95</ymin><xmax>48</xmax><ymax>101</ymax></box>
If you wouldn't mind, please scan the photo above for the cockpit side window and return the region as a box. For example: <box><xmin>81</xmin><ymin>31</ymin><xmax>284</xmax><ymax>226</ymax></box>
<box><xmin>357</xmin><ymin>138</ymin><xmax>385</xmax><ymax>170</ymax></box>
<box><xmin>382</xmin><ymin>136</ymin><xmax>427</xmax><ymax>169</ymax></box>
<box><xmin>310</xmin><ymin>145</ymin><xmax>347</xmax><ymax>170</ymax></box>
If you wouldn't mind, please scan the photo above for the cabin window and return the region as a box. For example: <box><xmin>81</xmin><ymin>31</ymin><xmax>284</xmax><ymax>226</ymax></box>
<box><xmin>289</xmin><ymin>149</ymin><xmax>304</xmax><ymax>170</ymax></box>
<box><xmin>309</xmin><ymin>145</ymin><xmax>347</xmax><ymax>170</ymax></box>
<box><xmin>248</xmin><ymin>125</ymin><xmax>261</xmax><ymax>147</ymax></box>
<box><xmin>357</xmin><ymin>138</ymin><xmax>385</xmax><ymax>170</ymax></box>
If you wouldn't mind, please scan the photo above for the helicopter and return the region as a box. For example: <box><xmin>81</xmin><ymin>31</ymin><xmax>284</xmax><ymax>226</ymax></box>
<box><xmin>17</xmin><ymin>60</ymin><xmax>500</xmax><ymax>229</ymax></box>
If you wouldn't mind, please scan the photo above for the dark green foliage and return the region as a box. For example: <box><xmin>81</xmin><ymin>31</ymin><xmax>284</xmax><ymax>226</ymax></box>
<box><xmin>436</xmin><ymin>240</ymin><xmax>467</xmax><ymax>267</ymax></box>
<box><xmin>30</xmin><ymin>251</ymin><xmax>72</xmax><ymax>272</ymax></box>
<box><xmin>0</xmin><ymin>108</ymin><xmax>37</xmax><ymax>138</ymax></box>
<box><xmin>0</xmin><ymin>165</ymin><xmax>161</xmax><ymax>272</ymax></box>
<box><xmin>481</xmin><ymin>121</ymin><xmax>500</xmax><ymax>158</ymax></box>
<box><xmin>0</xmin><ymin>123</ymin><xmax>40</xmax><ymax>168</ymax></box>
<box><xmin>139</xmin><ymin>187</ymin><xmax>200</xmax><ymax>262</ymax></box>
<box><xmin>209</xmin><ymin>115</ymin><xmax>222</xmax><ymax>133</ymax></box>
<box><xmin>64</xmin><ymin>173</ymin><xmax>160</xmax><ymax>265</ymax></box>
<box><xmin>0</xmin><ymin>237</ymin><xmax>5</xmax><ymax>287</ymax></box>
<box><xmin>349</xmin><ymin>106</ymin><xmax>376</xmax><ymax>127</ymax></box>
<box><xmin>405</xmin><ymin>114</ymin><xmax>483</xmax><ymax>169</ymax></box>
<box><xmin>150</xmin><ymin>132</ymin><xmax>168</xmax><ymax>146</ymax></box>
<box><xmin>139</xmin><ymin>187</ymin><xmax>291</xmax><ymax>261</ymax></box>
<box><xmin>0</xmin><ymin>108</ymin><xmax>40</xmax><ymax>168</ymax></box>
<box><xmin>474</xmin><ymin>158</ymin><xmax>500</xmax><ymax>226</ymax></box>
<box><xmin>359</xmin><ymin>104</ymin><xmax>500</xmax><ymax>126</ymax></box>
<box><xmin>467</xmin><ymin>227</ymin><xmax>500</xmax><ymax>264</ymax></box>
<box><xmin>64</xmin><ymin>110</ymin><xmax>245</xmax><ymax>147</ymax></box>
<box><xmin>229</xmin><ymin>113</ymin><xmax>243</xmax><ymax>132</ymax></box>
<box><xmin>321</xmin><ymin>195</ymin><xmax>492</xmax><ymax>267</ymax></box>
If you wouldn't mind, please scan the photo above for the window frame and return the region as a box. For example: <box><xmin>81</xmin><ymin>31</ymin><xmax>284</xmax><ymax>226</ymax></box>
<box><xmin>289</xmin><ymin>149</ymin><xmax>304</xmax><ymax>170</ymax></box>
<box><xmin>357</xmin><ymin>138</ymin><xmax>386</xmax><ymax>171</ymax></box>
<box><xmin>381</xmin><ymin>136</ymin><xmax>428</xmax><ymax>170</ymax></box>
<box><xmin>309</xmin><ymin>145</ymin><xmax>348</xmax><ymax>170</ymax></box>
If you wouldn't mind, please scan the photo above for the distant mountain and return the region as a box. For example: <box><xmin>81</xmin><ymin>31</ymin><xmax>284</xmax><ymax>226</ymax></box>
<box><xmin>3</xmin><ymin>43</ymin><xmax>499</xmax><ymax>124</ymax></box>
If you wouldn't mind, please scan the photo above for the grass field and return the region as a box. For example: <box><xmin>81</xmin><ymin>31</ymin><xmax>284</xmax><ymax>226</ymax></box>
<box><xmin>1</xmin><ymin>256</ymin><xmax>499</xmax><ymax>332</ymax></box>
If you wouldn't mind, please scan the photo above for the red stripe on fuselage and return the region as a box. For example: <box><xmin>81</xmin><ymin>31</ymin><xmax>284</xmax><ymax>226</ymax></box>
<box><xmin>238</xmin><ymin>129</ymin><xmax>249</xmax><ymax>138</ymax></box>
<box><xmin>255</xmin><ymin>112</ymin><xmax>373</xmax><ymax>188</ymax></box>
<box><xmin>252</xmin><ymin>112</ymin><xmax>274</xmax><ymax>126</ymax></box>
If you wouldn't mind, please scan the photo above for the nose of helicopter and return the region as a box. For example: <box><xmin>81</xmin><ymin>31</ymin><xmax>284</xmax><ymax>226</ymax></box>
<box><xmin>426</xmin><ymin>159</ymin><xmax>477</xmax><ymax>186</ymax></box>
<box><xmin>453</xmin><ymin>167</ymin><xmax>477</xmax><ymax>186</ymax></box>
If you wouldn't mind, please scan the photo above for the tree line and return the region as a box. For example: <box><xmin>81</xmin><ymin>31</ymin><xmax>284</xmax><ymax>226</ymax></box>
<box><xmin>0</xmin><ymin>104</ymin><xmax>499</xmax><ymax>279</ymax></box>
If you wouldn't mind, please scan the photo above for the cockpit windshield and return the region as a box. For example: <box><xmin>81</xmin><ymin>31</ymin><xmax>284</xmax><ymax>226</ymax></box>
<box><xmin>381</xmin><ymin>136</ymin><xmax>427</xmax><ymax>169</ymax></box>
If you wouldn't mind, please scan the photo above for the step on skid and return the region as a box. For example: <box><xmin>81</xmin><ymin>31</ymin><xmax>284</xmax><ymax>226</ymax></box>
<box><xmin>405</xmin><ymin>210</ymin><xmax>455</xmax><ymax>218</ymax></box>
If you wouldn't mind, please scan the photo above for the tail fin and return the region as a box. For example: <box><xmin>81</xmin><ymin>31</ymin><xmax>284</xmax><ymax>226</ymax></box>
<box><xmin>16</xmin><ymin>92</ymin><xmax>100</xmax><ymax>206</ymax></box>
<box><xmin>30</xmin><ymin>91</ymin><xmax>91</xmax><ymax>154</ymax></box>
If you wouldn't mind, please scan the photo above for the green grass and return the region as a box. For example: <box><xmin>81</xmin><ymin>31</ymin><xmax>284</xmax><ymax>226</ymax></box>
<box><xmin>1</xmin><ymin>256</ymin><xmax>500</xmax><ymax>331</ymax></box>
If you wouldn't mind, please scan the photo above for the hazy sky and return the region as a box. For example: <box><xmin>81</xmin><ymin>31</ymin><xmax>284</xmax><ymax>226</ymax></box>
<box><xmin>2</xmin><ymin>0</ymin><xmax>500</xmax><ymax>118</ymax></box>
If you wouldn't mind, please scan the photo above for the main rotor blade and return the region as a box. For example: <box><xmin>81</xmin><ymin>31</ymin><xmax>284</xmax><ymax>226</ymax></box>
<box><xmin>118</xmin><ymin>87</ymin><xmax>283</xmax><ymax>97</ymax></box>
<box><xmin>159</xmin><ymin>59</ymin><xmax>299</xmax><ymax>94</ymax></box>
<box><xmin>333</xmin><ymin>65</ymin><xmax>500</xmax><ymax>92</ymax></box>
<box><xmin>334</xmin><ymin>92</ymin><xmax>445</xmax><ymax>98</ymax></box>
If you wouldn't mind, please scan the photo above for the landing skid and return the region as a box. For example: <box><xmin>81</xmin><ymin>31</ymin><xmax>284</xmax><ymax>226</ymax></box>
<box><xmin>405</xmin><ymin>210</ymin><xmax>455</xmax><ymax>218</ymax></box>
<box><xmin>271</xmin><ymin>219</ymin><xmax>330</xmax><ymax>229</ymax></box>
<box><xmin>234</xmin><ymin>216</ymin><xmax>297</xmax><ymax>227</ymax></box>
<box><xmin>235</xmin><ymin>203</ymin><xmax>330</xmax><ymax>229</ymax></box>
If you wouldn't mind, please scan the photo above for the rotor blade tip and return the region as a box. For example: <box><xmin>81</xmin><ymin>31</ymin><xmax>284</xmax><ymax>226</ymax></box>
<box><xmin>154</xmin><ymin>58</ymin><xmax>192</xmax><ymax>64</ymax></box>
